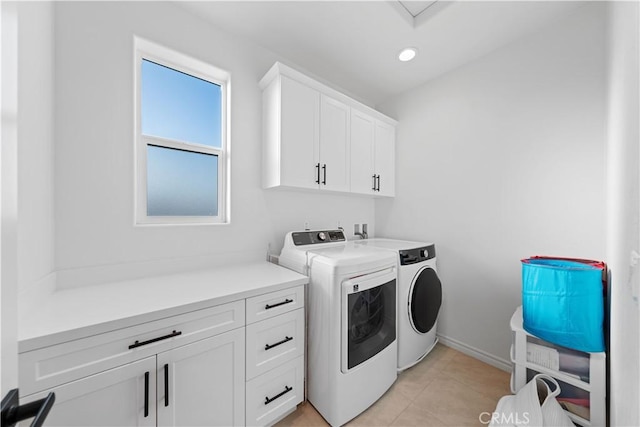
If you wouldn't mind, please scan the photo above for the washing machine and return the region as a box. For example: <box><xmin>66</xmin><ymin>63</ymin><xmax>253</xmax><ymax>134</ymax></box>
<box><xmin>356</xmin><ymin>239</ymin><xmax>442</xmax><ymax>371</ymax></box>
<box><xmin>279</xmin><ymin>230</ymin><xmax>398</xmax><ymax>426</ymax></box>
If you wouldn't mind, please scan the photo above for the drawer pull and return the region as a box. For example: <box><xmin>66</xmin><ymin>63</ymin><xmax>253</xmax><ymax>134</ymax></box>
<box><xmin>265</xmin><ymin>299</ymin><xmax>293</xmax><ymax>310</ymax></box>
<box><xmin>129</xmin><ymin>330</ymin><xmax>182</xmax><ymax>350</ymax></box>
<box><xmin>265</xmin><ymin>336</ymin><xmax>293</xmax><ymax>351</ymax></box>
<box><xmin>264</xmin><ymin>386</ymin><xmax>293</xmax><ymax>405</ymax></box>
<box><xmin>144</xmin><ymin>372</ymin><xmax>149</xmax><ymax>418</ymax></box>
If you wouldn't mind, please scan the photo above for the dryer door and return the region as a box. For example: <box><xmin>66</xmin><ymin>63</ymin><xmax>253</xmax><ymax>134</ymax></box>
<box><xmin>408</xmin><ymin>266</ymin><xmax>442</xmax><ymax>334</ymax></box>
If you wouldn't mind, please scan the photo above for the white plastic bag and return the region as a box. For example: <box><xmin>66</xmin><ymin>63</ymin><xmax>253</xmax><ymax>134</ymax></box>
<box><xmin>489</xmin><ymin>373</ymin><xmax>574</xmax><ymax>426</ymax></box>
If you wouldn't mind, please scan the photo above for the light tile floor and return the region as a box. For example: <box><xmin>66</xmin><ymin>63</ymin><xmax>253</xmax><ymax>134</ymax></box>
<box><xmin>275</xmin><ymin>344</ymin><xmax>511</xmax><ymax>427</ymax></box>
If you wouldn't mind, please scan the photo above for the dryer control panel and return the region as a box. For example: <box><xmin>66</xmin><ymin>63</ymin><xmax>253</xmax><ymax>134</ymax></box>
<box><xmin>292</xmin><ymin>230</ymin><xmax>346</xmax><ymax>246</ymax></box>
<box><xmin>399</xmin><ymin>244</ymin><xmax>436</xmax><ymax>265</ymax></box>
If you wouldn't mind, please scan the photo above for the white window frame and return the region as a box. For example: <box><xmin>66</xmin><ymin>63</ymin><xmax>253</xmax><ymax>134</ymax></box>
<box><xmin>134</xmin><ymin>36</ymin><xmax>230</xmax><ymax>225</ymax></box>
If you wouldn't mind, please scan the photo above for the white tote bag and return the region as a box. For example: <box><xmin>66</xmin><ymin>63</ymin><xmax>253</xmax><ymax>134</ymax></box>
<box><xmin>489</xmin><ymin>374</ymin><xmax>574</xmax><ymax>427</ymax></box>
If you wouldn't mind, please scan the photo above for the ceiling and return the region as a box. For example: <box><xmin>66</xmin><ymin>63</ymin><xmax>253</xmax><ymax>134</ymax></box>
<box><xmin>179</xmin><ymin>1</ymin><xmax>586</xmax><ymax>106</ymax></box>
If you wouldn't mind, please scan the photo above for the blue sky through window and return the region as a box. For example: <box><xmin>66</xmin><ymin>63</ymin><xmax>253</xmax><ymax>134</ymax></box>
<box><xmin>147</xmin><ymin>145</ymin><xmax>218</xmax><ymax>216</ymax></box>
<box><xmin>141</xmin><ymin>59</ymin><xmax>222</xmax><ymax>148</ymax></box>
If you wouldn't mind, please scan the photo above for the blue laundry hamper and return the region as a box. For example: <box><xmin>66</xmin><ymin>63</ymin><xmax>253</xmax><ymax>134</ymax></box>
<box><xmin>521</xmin><ymin>257</ymin><xmax>606</xmax><ymax>353</ymax></box>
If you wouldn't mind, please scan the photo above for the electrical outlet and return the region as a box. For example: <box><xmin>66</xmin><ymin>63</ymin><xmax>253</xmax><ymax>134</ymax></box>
<box><xmin>304</xmin><ymin>221</ymin><xmax>310</xmax><ymax>230</ymax></box>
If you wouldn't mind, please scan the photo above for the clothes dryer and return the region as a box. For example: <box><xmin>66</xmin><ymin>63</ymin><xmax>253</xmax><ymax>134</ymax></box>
<box><xmin>356</xmin><ymin>239</ymin><xmax>442</xmax><ymax>371</ymax></box>
<box><xmin>279</xmin><ymin>230</ymin><xmax>398</xmax><ymax>426</ymax></box>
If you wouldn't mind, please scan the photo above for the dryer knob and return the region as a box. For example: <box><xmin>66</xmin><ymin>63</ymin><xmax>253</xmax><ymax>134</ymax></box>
<box><xmin>317</xmin><ymin>232</ymin><xmax>327</xmax><ymax>241</ymax></box>
<box><xmin>421</xmin><ymin>249</ymin><xmax>429</xmax><ymax>259</ymax></box>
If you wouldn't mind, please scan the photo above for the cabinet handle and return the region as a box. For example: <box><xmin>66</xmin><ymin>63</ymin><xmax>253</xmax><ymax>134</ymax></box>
<box><xmin>372</xmin><ymin>174</ymin><xmax>377</xmax><ymax>191</ymax></box>
<box><xmin>264</xmin><ymin>386</ymin><xmax>293</xmax><ymax>405</ymax></box>
<box><xmin>164</xmin><ymin>364</ymin><xmax>169</xmax><ymax>407</ymax></box>
<box><xmin>376</xmin><ymin>175</ymin><xmax>381</xmax><ymax>192</ymax></box>
<box><xmin>144</xmin><ymin>372</ymin><xmax>149</xmax><ymax>418</ymax></box>
<box><xmin>322</xmin><ymin>164</ymin><xmax>327</xmax><ymax>185</ymax></box>
<box><xmin>315</xmin><ymin>163</ymin><xmax>320</xmax><ymax>184</ymax></box>
<box><xmin>1</xmin><ymin>389</ymin><xmax>56</xmax><ymax>427</ymax></box>
<box><xmin>265</xmin><ymin>298</ymin><xmax>293</xmax><ymax>310</ymax></box>
<box><xmin>265</xmin><ymin>336</ymin><xmax>293</xmax><ymax>351</ymax></box>
<box><xmin>128</xmin><ymin>330</ymin><xmax>182</xmax><ymax>350</ymax></box>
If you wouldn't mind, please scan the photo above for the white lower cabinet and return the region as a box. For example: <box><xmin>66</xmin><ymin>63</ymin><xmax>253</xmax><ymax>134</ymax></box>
<box><xmin>21</xmin><ymin>356</ymin><xmax>157</xmax><ymax>427</ymax></box>
<box><xmin>246</xmin><ymin>309</ymin><xmax>304</xmax><ymax>380</ymax></box>
<box><xmin>22</xmin><ymin>329</ymin><xmax>246</xmax><ymax>427</ymax></box>
<box><xmin>245</xmin><ymin>286</ymin><xmax>306</xmax><ymax>426</ymax></box>
<box><xmin>246</xmin><ymin>356</ymin><xmax>304</xmax><ymax>427</ymax></box>
<box><xmin>157</xmin><ymin>328</ymin><xmax>245</xmax><ymax>427</ymax></box>
<box><xmin>18</xmin><ymin>285</ymin><xmax>304</xmax><ymax>427</ymax></box>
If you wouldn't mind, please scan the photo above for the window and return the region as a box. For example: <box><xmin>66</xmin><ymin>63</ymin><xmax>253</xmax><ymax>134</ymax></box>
<box><xmin>134</xmin><ymin>37</ymin><xmax>229</xmax><ymax>224</ymax></box>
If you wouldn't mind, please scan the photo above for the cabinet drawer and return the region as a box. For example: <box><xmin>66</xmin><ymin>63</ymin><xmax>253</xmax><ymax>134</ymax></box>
<box><xmin>20</xmin><ymin>300</ymin><xmax>245</xmax><ymax>395</ymax></box>
<box><xmin>246</xmin><ymin>308</ymin><xmax>304</xmax><ymax>380</ymax></box>
<box><xmin>246</xmin><ymin>285</ymin><xmax>304</xmax><ymax>324</ymax></box>
<box><xmin>246</xmin><ymin>356</ymin><xmax>304</xmax><ymax>427</ymax></box>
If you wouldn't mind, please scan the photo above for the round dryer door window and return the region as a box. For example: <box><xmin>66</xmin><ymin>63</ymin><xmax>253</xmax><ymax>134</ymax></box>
<box><xmin>409</xmin><ymin>267</ymin><xmax>442</xmax><ymax>334</ymax></box>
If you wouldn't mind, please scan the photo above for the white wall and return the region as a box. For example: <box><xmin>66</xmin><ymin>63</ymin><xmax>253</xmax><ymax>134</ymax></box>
<box><xmin>2</xmin><ymin>1</ymin><xmax>55</xmax><ymax>389</ymax></box>
<box><xmin>1</xmin><ymin>0</ymin><xmax>20</xmax><ymax>394</ymax></box>
<box><xmin>376</xmin><ymin>3</ymin><xmax>607</xmax><ymax>366</ymax></box>
<box><xmin>53</xmin><ymin>2</ymin><xmax>374</xmax><ymax>287</ymax></box>
<box><xmin>606</xmin><ymin>1</ymin><xmax>640</xmax><ymax>425</ymax></box>
<box><xmin>16</xmin><ymin>1</ymin><xmax>55</xmax><ymax>296</ymax></box>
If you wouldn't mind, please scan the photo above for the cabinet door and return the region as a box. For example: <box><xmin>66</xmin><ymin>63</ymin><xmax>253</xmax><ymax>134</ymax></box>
<box><xmin>350</xmin><ymin>109</ymin><xmax>375</xmax><ymax>195</ymax></box>
<box><xmin>319</xmin><ymin>94</ymin><xmax>350</xmax><ymax>192</ymax></box>
<box><xmin>374</xmin><ymin>121</ymin><xmax>396</xmax><ymax>197</ymax></box>
<box><xmin>20</xmin><ymin>357</ymin><xmax>156</xmax><ymax>427</ymax></box>
<box><xmin>279</xmin><ymin>76</ymin><xmax>320</xmax><ymax>189</ymax></box>
<box><xmin>157</xmin><ymin>328</ymin><xmax>245</xmax><ymax>427</ymax></box>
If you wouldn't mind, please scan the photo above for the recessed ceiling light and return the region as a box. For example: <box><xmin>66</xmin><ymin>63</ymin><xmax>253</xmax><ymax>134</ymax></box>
<box><xmin>398</xmin><ymin>47</ymin><xmax>417</xmax><ymax>62</ymax></box>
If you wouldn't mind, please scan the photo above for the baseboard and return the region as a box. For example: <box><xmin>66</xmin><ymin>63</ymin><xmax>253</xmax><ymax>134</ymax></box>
<box><xmin>437</xmin><ymin>334</ymin><xmax>512</xmax><ymax>373</ymax></box>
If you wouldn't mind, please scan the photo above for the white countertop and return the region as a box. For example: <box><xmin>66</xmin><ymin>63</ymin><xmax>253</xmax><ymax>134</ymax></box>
<box><xmin>19</xmin><ymin>262</ymin><xmax>308</xmax><ymax>353</ymax></box>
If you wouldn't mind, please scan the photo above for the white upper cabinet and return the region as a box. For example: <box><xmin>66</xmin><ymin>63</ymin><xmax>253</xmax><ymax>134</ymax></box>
<box><xmin>319</xmin><ymin>94</ymin><xmax>350</xmax><ymax>192</ymax></box>
<box><xmin>260</xmin><ymin>62</ymin><xmax>396</xmax><ymax>197</ymax></box>
<box><xmin>350</xmin><ymin>109</ymin><xmax>396</xmax><ymax>197</ymax></box>
<box><xmin>272</xmin><ymin>75</ymin><xmax>319</xmax><ymax>190</ymax></box>
<box><xmin>350</xmin><ymin>110</ymin><xmax>376</xmax><ymax>194</ymax></box>
<box><xmin>374</xmin><ymin>120</ymin><xmax>396</xmax><ymax>197</ymax></box>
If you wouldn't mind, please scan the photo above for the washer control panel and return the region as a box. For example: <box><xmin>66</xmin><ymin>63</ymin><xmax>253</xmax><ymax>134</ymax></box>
<box><xmin>399</xmin><ymin>244</ymin><xmax>436</xmax><ymax>265</ymax></box>
<box><xmin>292</xmin><ymin>230</ymin><xmax>346</xmax><ymax>246</ymax></box>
